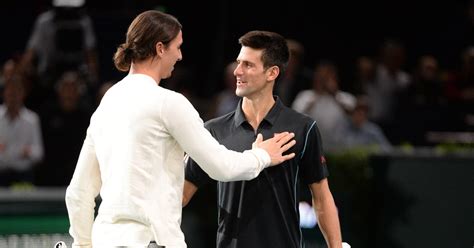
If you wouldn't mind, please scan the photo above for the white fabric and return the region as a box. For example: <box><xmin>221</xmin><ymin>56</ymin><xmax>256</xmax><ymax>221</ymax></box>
<box><xmin>292</xmin><ymin>90</ymin><xmax>349</xmax><ymax>151</ymax></box>
<box><xmin>65</xmin><ymin>74</ymin><xmax>271</xmax><ymax>248</ymax></box>
<box><xmin>367</xmin><ymin>65</ymin><xmax>411</xmax><ymax>122</ymax></box>
<box><xmin>0</xmin><ymin>106</ymin><xmax>44</xmax><ymax>172</ymax></box>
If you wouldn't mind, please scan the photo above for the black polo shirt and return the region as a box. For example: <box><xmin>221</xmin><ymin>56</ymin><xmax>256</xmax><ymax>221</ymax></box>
<box><xmin>185</xmin><ymin>97</ymin><xmax>329</xmax><ymax>248</ymax></box>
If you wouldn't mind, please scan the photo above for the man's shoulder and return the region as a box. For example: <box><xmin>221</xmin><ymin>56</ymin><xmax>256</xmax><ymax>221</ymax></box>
<box><xmin>280</xmin><ymin>104</ymin><xmax>314</xmax><ymax>124</ymax></box>
<box><xmin>20</xmin><ymin>107</ymin><xmax>41</xmax><ymax>124</ymax></box>
<box><xmin>204</xmin><ymin>111</ymin><xmax>236</xmax><ymax>129</ymax></box>
<box><xmin>276</xmin><ymin>105</ymin><xmax>321</xmax><ymax>138</ymax></box>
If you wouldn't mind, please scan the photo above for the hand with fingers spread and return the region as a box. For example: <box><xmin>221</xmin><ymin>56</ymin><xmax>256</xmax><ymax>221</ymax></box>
<box><xmin>252</xmin><ymin>132</ymin><xmax>296</xmax><ymax>166</ymax></box>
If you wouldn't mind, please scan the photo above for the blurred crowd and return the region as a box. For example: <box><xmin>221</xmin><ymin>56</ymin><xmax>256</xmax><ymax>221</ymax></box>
<box><xmin>0</xmin><ymin>0</ymin><xmax>472</xmax><ymax>187</ymax></box>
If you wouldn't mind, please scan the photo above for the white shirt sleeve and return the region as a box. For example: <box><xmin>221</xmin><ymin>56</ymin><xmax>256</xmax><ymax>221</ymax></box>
<box><xmin>162</xmin><ymin>93</ymin><xmax>271</xmax><ymax>182</ymax></box>
<box><xmin>65</xmin><ymin>128</ymin><xmax>102</xmax><ymax>248</ymax></box>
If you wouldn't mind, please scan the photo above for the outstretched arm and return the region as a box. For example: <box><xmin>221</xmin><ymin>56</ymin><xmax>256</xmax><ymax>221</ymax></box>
<box><xmin>164</xmin><ymin>93</ymin><xmax>295</xmax><ymax>182</ymax></box>
<box><xmin>309</xmin><ymin>178</ymin><xmax>342</xmax><ymax>248</ymax></box>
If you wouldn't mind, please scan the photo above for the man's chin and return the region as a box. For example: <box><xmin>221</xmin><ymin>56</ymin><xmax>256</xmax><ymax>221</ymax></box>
<box><xmin>235</xmin><ymin>89</ymin><xmax>247</xmax><ymax>97</ymax></box>
<box><xmin>162</xmin><ymin>73</ymin><xmax>172</xmax><ymax>80</ymax></box>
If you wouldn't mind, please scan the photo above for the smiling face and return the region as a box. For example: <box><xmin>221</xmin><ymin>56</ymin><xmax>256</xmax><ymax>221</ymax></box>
<box><xmin>159</xmin><ymin>30</ymin><xmax>183</xmax><ymax>79</ymax></box>
<box><xmin>234</xmin><ymin>46</ymin><xmax>275</xmax><ymax>99</ymax></box>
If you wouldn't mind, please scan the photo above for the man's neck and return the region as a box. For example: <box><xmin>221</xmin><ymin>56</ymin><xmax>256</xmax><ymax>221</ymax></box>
<box><xmin>241</xmin><ymin>93</ymin><xmax>275</xmax><ymax>131</ymax></box>
<box><xmin>130</xmin><ymin>58</ymin><xmax>161</xmax><ymax>85</ymax></box>
<box><xmin>6</xmin><ymin>107</ymin><xmax>20</xmax><ymax>121</ymax></box>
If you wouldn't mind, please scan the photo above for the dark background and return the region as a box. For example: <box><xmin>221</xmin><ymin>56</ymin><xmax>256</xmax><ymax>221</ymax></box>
<box><xmin>1</xmin><ymin>0</ymin><xmax>472</xmax><ymax>99</ymax></box>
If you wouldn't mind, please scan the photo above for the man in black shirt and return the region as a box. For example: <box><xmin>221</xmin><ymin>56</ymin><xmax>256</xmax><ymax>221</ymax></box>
<box><xmin>184</xmin><ymin>30</ymin><xmax>342</xmax><ymax>248</ymax></box>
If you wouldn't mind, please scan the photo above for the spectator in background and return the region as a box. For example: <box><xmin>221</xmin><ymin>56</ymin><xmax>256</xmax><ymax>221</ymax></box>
<box><xmin>292</xmin><ymin>61</ymin><xmax>355</xmax><ymax>152</ymax></box>
<box><xmin>210</xmin><ymin>61</ymin><xmax>240</xmax><ymax>118</ymax></box>
<box><xmin>353</xmin><ymin>56</ymin><xmax>376</xmax><ymax>95</ymax></box>
<box><xmin>36</xmin><ymin>71</ymin><xmax>91</xmax><ymax>186</ymax></box>
<box><xmin>440</xmin><ymin>47</ymin><xmax>474</xmax><ymax>135</ymax></box>
<box><xmin>0</xmin><ymin>76</ymin><xmax>44</xmax><ymax>186</ymax></box>
<box><xmin>1</xmin><ymin>56</ymin><xmax>35</xmax><ymax>104</ymax></box>
<box><xmin>336</xmin><ymin>95</ymin><xmax>392</xmax><ymax>152</ymax></box>
<box><xmin>445</xmin><ymin>46</ymin><xmax>474</xmax><ymax>103</ymax></box>
<box><xmin>395</xmin><ymin>55</ymin><xmax>447</xmax><ymax>145</ymax></box>
<box><xmin>366</xmin><ymin>39</ymin><xmax>411</xmax><ymax>144</ymax></box>
<box><xmin>19</xmin><ymin>0</ymin><xmax>98</xmax><ymax>108</ymax></box>
<box><xmin>405</xmin><ymin>55</ymin><xmax>445</xmax><ymax>106</ymax></box>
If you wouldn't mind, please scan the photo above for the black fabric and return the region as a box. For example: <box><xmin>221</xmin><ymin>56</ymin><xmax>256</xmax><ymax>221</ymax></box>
<box><xmin>148</xmin><ymin>241</ymin><xmax>165</xmax><ymax>248</ymax></box>
<box><xmin>185</xmin><ymin>97</ymin><xmax>329</xmax><ymax>248</ymax></box>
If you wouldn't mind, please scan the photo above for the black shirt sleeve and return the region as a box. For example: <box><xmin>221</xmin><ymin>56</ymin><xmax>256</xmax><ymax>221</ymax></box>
<box><xmin>184</xmin><ymin>124</ymin><xmax>215</xmax><ymax>187</ymax></box>
<box><xmin>185</xmin><ymin>154</ymin><xmax>214</xmax><ymax>187</ymax></box>
<box><xmin>299</xmin><ymin>121</ymin><xmax>329</xmax><ymax>184</ymax></box>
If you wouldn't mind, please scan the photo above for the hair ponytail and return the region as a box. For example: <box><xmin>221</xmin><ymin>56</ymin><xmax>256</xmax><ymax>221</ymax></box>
<box><xmin>113</xmin><ymin>43</ymin><xmax>132</xmax><ymax>72</ymax></box>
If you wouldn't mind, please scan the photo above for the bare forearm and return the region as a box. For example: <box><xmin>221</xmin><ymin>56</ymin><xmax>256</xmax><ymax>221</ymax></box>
<box><xmin>314</xmin><ymin>197</ymin><xmax>342</xmax><ymax>248</ymax></box>
<box><xmin>310</xmin><ymin>180</ymin><xmax>342</xmax><ymax>248</ymax></box>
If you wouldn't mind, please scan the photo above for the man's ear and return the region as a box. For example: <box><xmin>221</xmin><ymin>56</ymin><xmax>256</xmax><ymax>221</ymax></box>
<box><xmin>266</xmin><ymin>66</ymin><xmax>280</xmax><ymax>81</ymax></box>
<box><xmin>155</xmin><ymin>42</ymin><xmax>165</xmax><ymax>57</ymax></box>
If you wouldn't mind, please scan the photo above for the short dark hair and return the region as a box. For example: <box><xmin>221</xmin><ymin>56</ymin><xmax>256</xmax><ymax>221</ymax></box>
<box><xmin>113</xmin><ymin>10</ymin><xmax>182</xmax><ymax>72</ymax></box>
<box><xmin>238</xmin><ymin>30</ymin><xmax>289</xmax><ymax>75</ymax></box>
